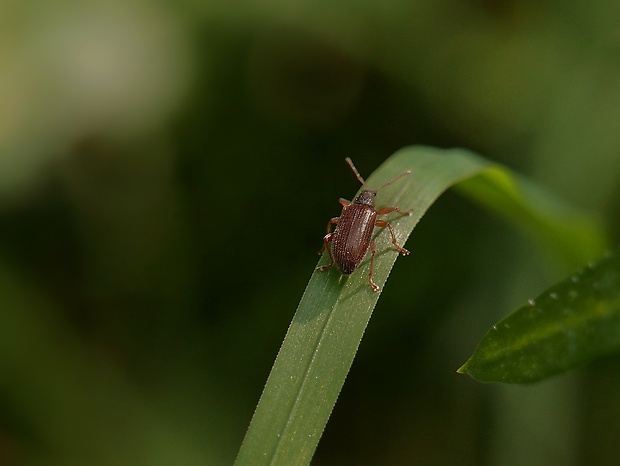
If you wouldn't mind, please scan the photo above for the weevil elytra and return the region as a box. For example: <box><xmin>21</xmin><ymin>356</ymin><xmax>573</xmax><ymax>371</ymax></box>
<box><xmin>317</xmin><ymin>157</ymin><xmax>412</xmax><ymax>292</ymax></box>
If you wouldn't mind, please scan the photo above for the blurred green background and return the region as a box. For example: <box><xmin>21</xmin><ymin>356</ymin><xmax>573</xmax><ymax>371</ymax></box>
<box><xmin>1</xmin><ymin>0</ymin><xmax>620</xmax><ymax>465</ymax></box>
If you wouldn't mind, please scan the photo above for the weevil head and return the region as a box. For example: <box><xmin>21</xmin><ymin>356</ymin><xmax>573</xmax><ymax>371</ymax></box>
<box><xmin>353</xmin><ymin>189</ymin><xmax>376</xmax><ymax>207</ymax></box>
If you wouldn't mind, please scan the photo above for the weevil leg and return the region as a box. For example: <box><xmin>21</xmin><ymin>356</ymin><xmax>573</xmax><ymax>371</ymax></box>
<box><xmin>375</xmin><ymin>205</ymin><xmax>411</xmax><ymax>216</ymax></box>
<box><xmin>318</xmin><ymin>200</ymin><xmax>347</xmax><ymax>254</ymax></box>
<box><xmin>375</xmin><ymin>220</ymin><xmax>410</xmax><ymax>256</ymax></box>
<box><xmin>326</xmin><ymin>217</ymin><xmax>340</xmax><ymax>234</ymax></box>
<box><xmin>316</xmin><ymin>233</ymin><xmax>336</xmax><ymax>271</ymax></box>
<box><xmin>368</xmin><ymin>241</ymin><xmax>380</xmax><ymax>292</ymax></box>
<box><xmin>318</xmin><ymin>217</ymin><xmax>339</xmax><ymax>254</ymax></box>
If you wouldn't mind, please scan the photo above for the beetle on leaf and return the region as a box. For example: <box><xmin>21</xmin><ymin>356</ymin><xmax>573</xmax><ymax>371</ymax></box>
<box><xmin>317</xmin><ymin>158</ymin><xmax>412</xmax><ymax>292</ymax></box>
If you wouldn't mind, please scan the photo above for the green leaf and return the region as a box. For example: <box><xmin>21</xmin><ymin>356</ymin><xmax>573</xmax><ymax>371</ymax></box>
<box><xmin>455</xmin><ymin>167</ymin><xmax>606</xmax><ymax>270</ymax></box>
<box><xmin>459</xmin><ymin>248</ymin><xmax>620</xmax><ymax>383</ymax></box>
<box><xmin>235</xmin><ymin>146</ymin><xmax>604</xmax><ymax>466</ymax></box>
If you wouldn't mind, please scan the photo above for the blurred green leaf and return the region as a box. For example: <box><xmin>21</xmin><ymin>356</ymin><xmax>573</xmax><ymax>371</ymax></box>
<box><xmin>0</xmin><ymin>262</ymin><xmax>213</xmax><ymax>465</ymax></box>
<box><xmin>455</xmin><ymin>167</ymin><xmax>607</xmax><ymax>271</ymax></box>
<box><xmin>459</xmin><ymin>248</ymin><xmax>620</xmax><ymax>384</ymax></box>
<box><xmin>235</xmin><ymin>146</ymin><xmax>605</xmax><ymax>466</ymax></box>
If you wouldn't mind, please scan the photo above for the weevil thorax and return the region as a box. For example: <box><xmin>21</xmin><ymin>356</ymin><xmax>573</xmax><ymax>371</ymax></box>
<box><xmin>353</xmin><ymin>189</ymin><xmax>376</xmax><ymax>208</ymax></box>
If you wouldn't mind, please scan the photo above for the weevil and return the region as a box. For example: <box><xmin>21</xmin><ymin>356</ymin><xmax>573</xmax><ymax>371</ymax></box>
<box><xmin>317</xmin><ymin>157</ymin><xmax>412</xmax><ymax>292</ymax></box>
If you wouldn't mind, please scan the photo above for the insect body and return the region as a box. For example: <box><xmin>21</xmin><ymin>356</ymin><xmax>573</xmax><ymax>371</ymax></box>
<box><xmin>317</xmin><ymin>158</ymin><xmax>412</xmax><ymax>292</ymax></box>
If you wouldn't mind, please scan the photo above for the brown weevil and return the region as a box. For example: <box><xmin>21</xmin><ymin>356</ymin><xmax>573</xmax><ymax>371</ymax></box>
<box><xmin>317</xmin><ymin>157</ymin><xmax>412</xmax><ymax>292</ymax></box>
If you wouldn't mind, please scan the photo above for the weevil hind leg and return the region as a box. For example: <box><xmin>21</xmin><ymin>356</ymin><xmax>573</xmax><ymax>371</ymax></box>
<box><xmin>368</xmin><ymin>241</ymin><xmax>380</xmax><ymax>292</ymax></box>
<box><xmin>375</xmin><ymin>220</ymin><xmax>410</xmax><ymax>256</ymax></box>
<box><xmin>317</xmin><ymin>233</ymin><xmax>336</xmax><ymax>271</ymax></box>
<box><xmin>318</xmin><ymin>218</ymin><xmax>339</xmax><ymax>255</ymax></box>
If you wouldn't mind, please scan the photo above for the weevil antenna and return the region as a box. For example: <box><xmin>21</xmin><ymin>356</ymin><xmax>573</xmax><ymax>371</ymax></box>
<box><xmin>377</xmin><ymin>169</ymin><xmax>412</xmax><ymax>191</ymax></box>
<box><xmin>345</xmin><ymin>157</ymin><xmax>366</xmax><ymax>186</ymax></box>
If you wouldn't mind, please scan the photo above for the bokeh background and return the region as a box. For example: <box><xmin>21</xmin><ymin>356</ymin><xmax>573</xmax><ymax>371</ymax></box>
<box><xmin>2</xmin><ymin>0</ymin><xmax>620</xmax><ymax>465</ymax></box>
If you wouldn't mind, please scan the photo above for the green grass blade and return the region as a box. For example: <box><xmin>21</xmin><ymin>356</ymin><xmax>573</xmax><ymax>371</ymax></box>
<box><xmin>459</xmin><ymin>248</ymin><xmax>620</xmax><ymax>383</ymax></box>
<box><xmin>235</xmin><ymin>146</ymin><xmax>603</xmax><ymax>465</ymax></box>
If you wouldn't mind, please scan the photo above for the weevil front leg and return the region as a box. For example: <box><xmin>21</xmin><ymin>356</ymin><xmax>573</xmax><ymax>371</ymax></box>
<box><xmin>316</xmin><ymin>233</ymin><xmax>336</xmax><ymax>271</ymax></box>
<box><xmin>375</xmin><ymin>219</ymin><xmax>410</xmax><ymax>255</ymax></box>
